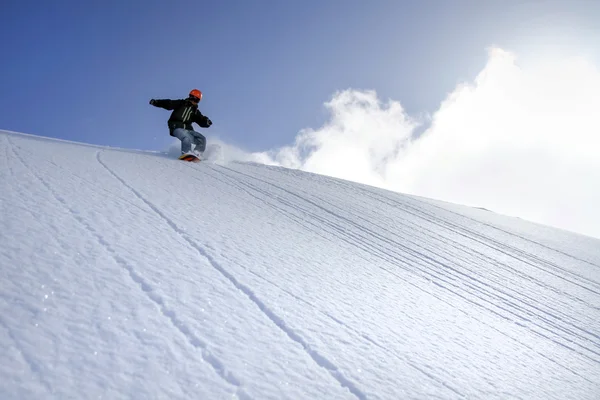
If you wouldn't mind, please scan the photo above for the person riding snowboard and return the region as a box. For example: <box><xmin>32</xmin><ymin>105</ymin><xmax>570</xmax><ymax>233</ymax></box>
<box><xmin>149</xmin><ymin>89</ymin><xmax>212</xmax><ymax>157</ymax></box>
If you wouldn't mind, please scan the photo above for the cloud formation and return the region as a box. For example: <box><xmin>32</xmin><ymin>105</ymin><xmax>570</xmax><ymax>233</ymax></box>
<box><xmin>256</xmin><ymin>48</ymin><xmax>600</xmax><ymax>239</ymax></box>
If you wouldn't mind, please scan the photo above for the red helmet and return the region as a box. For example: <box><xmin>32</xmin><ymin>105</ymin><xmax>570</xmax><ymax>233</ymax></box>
<box><xmin>189</xmin><ymin>89</ymin><xmax>202</xmax><ymax>101</ymax></box>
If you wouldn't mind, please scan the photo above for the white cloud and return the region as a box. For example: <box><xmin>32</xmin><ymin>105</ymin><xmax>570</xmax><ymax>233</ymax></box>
<box><xmin>256</xmin><ymin>48</ymin><xmax>600</xmax><ymax>239</ymax></box>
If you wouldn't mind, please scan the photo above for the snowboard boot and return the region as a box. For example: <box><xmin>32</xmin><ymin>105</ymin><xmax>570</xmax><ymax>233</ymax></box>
<box><xmin>192</xmin><ymin>147</ymin><xmax>203</xmax><ymax>159</ymax></box>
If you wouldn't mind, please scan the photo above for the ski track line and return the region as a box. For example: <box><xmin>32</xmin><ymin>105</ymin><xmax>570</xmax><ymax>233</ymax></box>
<box><xmin>376</xmin><ymin>209</ymin><xmax>591</xmax><ymax>311</ymax></box>
<box><xmin>292</xmin><ymin>184</ymin><xmax>596</xmax><ymax>332</ymax></box>
<box><xmin>206</xmin><ymin>166</ymin><xmax>600</xmax><ymax>385</ymax></box>
<box><xmin>212</xmin><ymin>169</ymin><xmax>544</xmax><ymax>315</ymax></box>
<box><xmin>220</xmin><ymin>165</ymin><xmax>600</xmax><ymax>385</ymax></box>
<box><xmin>400</xmin><ymin>200</ymin><xmax>600</xmax><ymax>291</ymax></box>
<box><xmin>203</xmin><ymin>166</ymin><xmax>428</xmax><ymax>294</ymax></box>
<box><xmin>248</xmin><ymin>162</ymin><xmax>600</xmax><ymax>302</ymax></box>
<box><xmin>312</xmin><ymin>193</ymin><xmax>600</xmax><ymax>348</ymax></box>
<box><xmin>216</xmin><ymin>165</ymin><xmax>600</xmax><ymax>365</ymax></box>
<box><xmin>209</xmin><ymin>166</ymin><xmax>414</xmax><ymax>267</ymax></box>
<box><xmin>425</xmin><ymin>237</ymin><xmax>600</xmax><ymax>339</ymax></box>
<box><xmin>205</xmin><ymin>165</ymin><xmax>440</xmax><ymax>287</ymax></box>
<box><xmin>424</xmin><ymin>227</ymin><xmax>600</xmax><ymax>332</ymax></box>
<box><xmin>331</xmin><ymin>188</ymin><xmax>600</xmax><ymax>330</ymax></box>
<box><xmin>213</xmin><ymin>163</ymin><xmax>600</xmax><ymax>382</ymax></box>
<box><xmin>228</xmin><ymin>165</ymin><xmax>600</xmax><ymax>340</ymax></box>
<box><xmin>291</xmin><ymin>180</ymin><xmax>600</xmax><ymax>363</ymax></box>
<box><xmin>201</xmin><ymin>165</ymin><xmax>470</xmax><ymax>396</ymax></box>
<box><xmin>243</xmin><ymin>269</ymin><xmax>467</xmax><ymax>398</ymax></box>
<box><xmin>419</xmin><ymin>196</ymin><xmax>600</xmax><ymax>269</ymax></box>
<box><xmin>248</xmin><ymin>162</ymin><xmax>600</xmax><ymax>292</ymax></box>
<box><xmin>215</xmin><ymin>169</ymin><xmax>563</xmax><ymax>316</ymax></box>
<box><xmin>290</xmin><ymin>173</ymin><xmax>600</xmax><ymax>362</ymax></box>
<box><xmin>301</xmin><ymin>179</ymin><xmax>596</xmax><ymax>302</ymax></box>
<box><xmin>200</xmin><ymin>166</ymin><xmax>345</xmax><ymax>247</ymax></box>
<box><xmin>97</xmin><ymin>152</ymin><xmax>366</xmax><ymax>400</ymax></box>
<box><xmin>246</xmin><ymin>161</ymin><xmax>600</xmax><ymax>269</ymax></box>
<box><xmin>203</xmin><ymin>167</ymin><xmax>463</xmax><ymax>314</ymax></box>
<box><xmin>396</xmin><ymin>213</ymin><xmax>597</xmax><ymax>311</ymax></box>
<box><xmin>353</xmin><ymin>183</ymin><xmax>600</xmax><ymax>288</ymax></box>
<box><xmin>5</xmin><ymin>142</ymin><xmax>247</xmax><ymax>399</ymax></box>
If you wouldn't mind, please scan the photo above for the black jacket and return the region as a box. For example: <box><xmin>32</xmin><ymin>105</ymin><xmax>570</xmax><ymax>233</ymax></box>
<box><xmin>152</xmin><ymin>99</ymin><xmax>211</xmax><ymax>135</ymax></box>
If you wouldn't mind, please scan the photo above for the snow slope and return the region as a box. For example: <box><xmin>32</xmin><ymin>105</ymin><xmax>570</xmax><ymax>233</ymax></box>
<box><xmin>1</xmin><ymin>130</ymin><xmax>599</xmax><ymax>399</ymax></box>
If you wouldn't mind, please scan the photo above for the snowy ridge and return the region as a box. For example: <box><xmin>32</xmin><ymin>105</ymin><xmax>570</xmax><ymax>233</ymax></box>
<box><xmin>1</xmin><ymin>130</ymin><xmax>599</xmax><ymax>399</ymax></box>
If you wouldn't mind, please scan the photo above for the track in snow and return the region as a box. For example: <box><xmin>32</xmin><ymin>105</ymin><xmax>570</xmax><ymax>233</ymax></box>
<box><xmin>97</xmin><ymin>151</ymin><xmax>367</xmax><ymax>400</ymax></box>
<box><xmin>2</xmin><ymin>131</ymin><xmax>599</xmax><ymax>399</ymax></box>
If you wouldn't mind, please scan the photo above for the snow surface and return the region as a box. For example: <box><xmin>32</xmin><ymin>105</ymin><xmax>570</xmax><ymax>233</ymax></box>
<box><xmin>1</xmin><ymin>130</ymin><xmax>599</xmax><ymax>399</ymax></box>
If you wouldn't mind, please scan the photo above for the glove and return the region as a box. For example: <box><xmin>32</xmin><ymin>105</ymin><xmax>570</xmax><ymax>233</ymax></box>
<box><xmin>149</xmin><ymin>99</ymin><xmax>157</xmax><ymax>105</ymax></box>
<box><xmin>198</xmin><ymin>117</ymin><xmax>212</xmax><ymax>128</ymax></box>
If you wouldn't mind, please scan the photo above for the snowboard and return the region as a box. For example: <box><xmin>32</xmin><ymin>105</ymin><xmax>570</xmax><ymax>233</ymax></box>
<box><xmin>178</xmin><ymin>153</ymin><xmax>201</xmax><ymax>163</ymax></box>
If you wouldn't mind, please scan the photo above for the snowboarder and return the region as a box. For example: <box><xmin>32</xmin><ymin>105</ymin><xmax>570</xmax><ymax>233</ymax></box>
<box><xmin>149</xmin><ymin>89</ymin><xmax>213</xmax><ymax>158</ymax></box>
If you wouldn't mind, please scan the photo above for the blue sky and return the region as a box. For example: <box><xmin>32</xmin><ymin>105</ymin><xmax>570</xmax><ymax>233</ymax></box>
<box><xmin>2</xmin><ymin>0</ymin><xmax>598</xmax><ymax>153</ymax></box>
